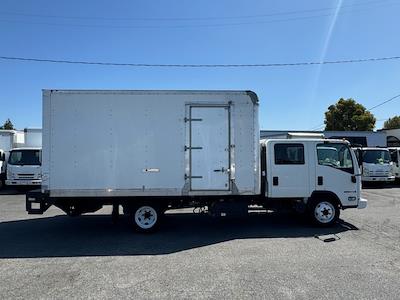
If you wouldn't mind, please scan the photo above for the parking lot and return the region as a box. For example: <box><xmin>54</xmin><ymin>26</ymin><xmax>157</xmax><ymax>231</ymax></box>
<box><xmin>0</xmin><ymin>186</ymin><xmax>399</xmax><ymax>299</ymax></box>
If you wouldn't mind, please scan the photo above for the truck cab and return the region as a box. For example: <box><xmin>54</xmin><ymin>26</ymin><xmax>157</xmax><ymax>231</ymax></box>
<box><xmin>6</xmin><ymin>148</ymin><xmax>42</xmax><ymax>186</ymax></box>
<box><xmin>358</xmin><ymin>148</ymin><xmax>395</xmax><ymax>183</ymax></box>
<box><xmin>389</xmin><ymin>147</ymin><xmax>400</xmax><ymax>179</ymax></box>
<box><xmin>261</xmin><ymin>139</ymin><xmax>366</xmax><ymax>225</ymax></box>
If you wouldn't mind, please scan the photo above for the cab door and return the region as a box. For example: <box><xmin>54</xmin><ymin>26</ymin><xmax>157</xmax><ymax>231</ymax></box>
<box><xmin>315</xmin><ymin>143</ymin><xmax>359</xmax><ymax>206</ymax></box>
<box><xmin>268</xmin><ymin>142</ymin><xmax>310</xmax><ymax>198</ymax></box>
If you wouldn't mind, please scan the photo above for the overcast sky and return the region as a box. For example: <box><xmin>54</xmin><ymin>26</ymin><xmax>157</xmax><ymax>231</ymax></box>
<box><xmin>0</xmin><ymin>0</ymin><xmax>399</xmax><ymax>130</ymax></box>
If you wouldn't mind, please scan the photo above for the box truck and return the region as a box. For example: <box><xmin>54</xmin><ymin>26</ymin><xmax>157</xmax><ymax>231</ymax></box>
<box><xmin>5</xmin><ymin>147</ymin><xmax>42</xmax><ymax>186</ymax></box>
<box><xmin>5</xmin><ymin>129</ymin><xmax>42</xmax><ymax>187</ymax></box>
<box><xmin>26</xmin><ymin>90</ymin><xmax>367</xmax><ymax>232</ymax></box>
<box><xmin>0</xmin><ymin>130</ymin><xmax>25</xmax><ymax>188</ymax></box>
<box><xmin>355</xmin><ymin>147</ymin><xmax>395</xmax><ymax>183</ymax></box>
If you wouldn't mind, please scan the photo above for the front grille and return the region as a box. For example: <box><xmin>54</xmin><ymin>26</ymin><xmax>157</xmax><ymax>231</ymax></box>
<box><xmin>17</xmin><ymin>173</ymin><xmax>35</xmax><ymax>179</ymax></box>
<box><xmin>370</xmin><ymin>170</ymin><xmax>389</xmax><ymax>177</ymax></box>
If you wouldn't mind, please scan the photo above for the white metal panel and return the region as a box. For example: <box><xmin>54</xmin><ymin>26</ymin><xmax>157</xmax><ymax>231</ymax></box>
<box><xmin>24</xmin><ymin>129</ymin><xmax>42</xmax><ymax>148</ymax></box>
<box><xmin>41</xmin><ymin>91</ymin><xmax>51</xmax><ymax>191</ymax></box>
<box><xmin>190</xmin><ymin>106</ymin><xmax>230</xmax><ymax>190</ymax></box>
<box><xmin>0</xmin><ymin>134</ymin><xmax>13</xmax><ymax>152</ymax></box>
<box><xmin>267</xmin><ymin>140</ymin><xmax>311</xmax><ymax>198</ymax></box>
<box><xmin>43</xmin><ymin>90</ymin><xmax>259</xmax><ymax>197</ymax></box>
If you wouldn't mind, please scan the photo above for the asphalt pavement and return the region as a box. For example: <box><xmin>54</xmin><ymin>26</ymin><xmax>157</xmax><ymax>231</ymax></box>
<box><xmin>0</xmin><ymin>185</ymin><xmax>399</xmax><ymax>299</ymax></box>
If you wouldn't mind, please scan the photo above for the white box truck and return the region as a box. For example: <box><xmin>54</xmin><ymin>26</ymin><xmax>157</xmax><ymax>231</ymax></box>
<box><xmin>5</xmin><ymin>128</ymin><xmax>42</xmax><ymax>187</ymax></box>
<box><xmin>354</xmin><ymin>147</ymin><xmax>395</xmax><ymax>183</ymax></box>
<box><xmin>5</xmin><ymin>147</ymin><xmax>42</xmax><ymax>186</ymax></box>
<box><xmin>27</xmin><ymin>90</ymin><xmax>367</xmax><ymax>232</ymax></box>
<box><xmin>0</xmin><ymin>130</ymin><xmax>25</xmax><ymax>188</ymax></box>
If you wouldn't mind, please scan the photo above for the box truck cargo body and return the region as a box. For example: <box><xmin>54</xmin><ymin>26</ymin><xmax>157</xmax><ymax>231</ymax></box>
<box><xmin>41</xmin><ymin>90</ymin><xmax>259</xmax><ymax>197</ymax></box>
<box><xmin>24</xmin><ymin>128</ymin><xmax>42</xmax><ymax>148</ymax></box>
<box><xmin>27</xmin><ymin>90</ymin><xmax>366</xmax><ymax>232</ymax></box>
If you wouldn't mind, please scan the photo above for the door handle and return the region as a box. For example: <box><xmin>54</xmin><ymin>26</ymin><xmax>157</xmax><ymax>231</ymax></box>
<box><xmin>273</xmin><ymin>176</ymin><xmax>279</xmax><ymax>186</ymax></box>
<box><xmin>213</xmin><ymin>167</ymin><xmax>229</xmax><ymax>173</ymax></box>
<box><xmin>318</xmin><ymin>176</ymin><xmax>323</xmax><ymax>185</ymax></box>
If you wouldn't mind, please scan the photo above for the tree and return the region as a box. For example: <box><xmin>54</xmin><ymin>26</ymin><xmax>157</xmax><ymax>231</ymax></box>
<box><xmin>324</xmin><ymin>98</ymin><xmax>376</xmax><ymax>131</ymax></box>
<box><xmin>383</xmin><ymin>116</ymin><xmax>400</xmax><ymax>130</ymax></box>
<box><xmin>0</xmin><ymin>118</ymin><xmax>14</xmax><ymax>130</ymax></box>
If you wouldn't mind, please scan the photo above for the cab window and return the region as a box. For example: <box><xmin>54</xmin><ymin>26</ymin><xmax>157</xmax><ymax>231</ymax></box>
<box><xmin>317</xmin><ymin>143</ymin><xmax>354</xmax><ymax>174</ymax></box>
<box><xmin>274</xmin><ymin>144</ymin><xmax>304</xmax><ymax>165</ymax></box>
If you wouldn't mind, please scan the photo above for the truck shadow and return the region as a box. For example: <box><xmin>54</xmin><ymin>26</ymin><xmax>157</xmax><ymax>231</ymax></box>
<box><xmin>362</xmin><ymin>182</ymin><xmax>399</xmax><ymax>189</ymax></box>
<box><xmin>0</xmin><ymin>213</ymin><xmax>358</xmax><ymax>259</ymax></box>
<box><xmin>0</xmin><ymin>186</ymin><xmax>32</xmax><ymax>195</ymax></box>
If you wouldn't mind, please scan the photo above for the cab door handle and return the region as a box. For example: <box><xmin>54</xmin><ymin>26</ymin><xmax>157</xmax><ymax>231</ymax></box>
<box><xmin>273</xmin><ymin>176</ymin><xmax>279</xmax><ymax>186</ymax></box>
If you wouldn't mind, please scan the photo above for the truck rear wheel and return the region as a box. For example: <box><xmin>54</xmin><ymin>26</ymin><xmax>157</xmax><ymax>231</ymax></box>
<box><xmin>309</xmin><ymin>199</ymin><xmax>340</xmax><ymax>227</ymax></box>
<box><xmin>131</xmin><ymin>204</ymin><xmax>161</xmax><ymax>233</ymax></box>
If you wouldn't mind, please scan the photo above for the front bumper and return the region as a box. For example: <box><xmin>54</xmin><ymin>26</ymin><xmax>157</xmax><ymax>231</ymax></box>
<box><xmin>358</xmin><ymin>198</ymin><xmax>368</xmax><ymax>209</ymax></box>
<box><xmin>6</xmin><ymin>179</ymin><xmax>42</xmax><ymax>186</ymax></box>
<box><xmin>362</xmin><ymin>176</ymin><xmax>395</xmax><ymax>182</ymax></box>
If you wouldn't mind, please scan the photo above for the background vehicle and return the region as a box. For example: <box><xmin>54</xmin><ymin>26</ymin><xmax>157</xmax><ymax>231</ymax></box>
<box><xmin>0</xmin><ymin>130</ymin><xmax>25</xmax><ymax>188</ymax></box>
<box><xmin>24</xmin><ymin>128</ymin><xmax>42</xmax><ymax>148</ymax></box>
<box><xmin>358</xmin><ymin>148</ymin><xmax>395</xmax><ymax>183</ymax></box>
<box><xmin>389</xmin><ymin>147</ymin><xmax>400</xmax><ymax>180</ymax></box>
<box><xmin>6</xmin><ymin>148</ymin><xmax>42</xmax><ymax>186</ymax></box>
<box><xmin>26</xmin><ymin>90</ymin><xmax>367</xmax><ymax>232</ymax></box>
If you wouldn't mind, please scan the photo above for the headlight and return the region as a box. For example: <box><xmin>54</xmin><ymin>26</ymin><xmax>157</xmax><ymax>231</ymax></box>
<box><xmin>7</xmin><ymin>170</ymin><xmax>15</xmax><ymax>179</ymax></box>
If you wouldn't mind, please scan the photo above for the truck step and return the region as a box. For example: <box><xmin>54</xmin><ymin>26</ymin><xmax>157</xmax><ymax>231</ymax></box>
<box><xmin>26</xmin><ymin>190</ymin><xmax>50</xmax><ymax>214</ymax></box>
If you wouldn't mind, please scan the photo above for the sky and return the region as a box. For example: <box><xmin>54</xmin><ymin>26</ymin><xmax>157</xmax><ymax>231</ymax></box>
<box><xmin>0</xmin><ymin>0</ymin><xmax>399</xmax><ymax>131</ymax></box>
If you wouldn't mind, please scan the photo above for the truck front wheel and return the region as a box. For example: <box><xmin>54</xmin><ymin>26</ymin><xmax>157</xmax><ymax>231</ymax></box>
<box><xmin>309</xmin><ymin>199</ymin><xmax>340</xmax><ymax>227</ymax></box>
<box><xmin>131</xmin><ymin>204</ymin><xmax>161</xmax><ymax>233</ymax></box>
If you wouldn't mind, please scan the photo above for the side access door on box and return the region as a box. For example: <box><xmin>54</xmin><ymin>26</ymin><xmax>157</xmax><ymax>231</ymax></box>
<box><xmin>187</xmin><ymin>105</ymin><xmax>231</xmax><ymax>191</ymax></box>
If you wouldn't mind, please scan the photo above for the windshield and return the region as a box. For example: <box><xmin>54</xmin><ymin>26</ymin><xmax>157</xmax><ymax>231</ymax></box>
<box><xmin>362</xmin><ymin>150</ymin><xmax>390</xmax><ymax>164</ymax></box>
<box><xmin>8</xmin><ymin>150</ymin><xmax>41</xmax><ymax>165</ymax></box>
<box><xmin>317</xmin><ymin>143</ymin><xmax>354</xmax><ymax>173</ymax></box>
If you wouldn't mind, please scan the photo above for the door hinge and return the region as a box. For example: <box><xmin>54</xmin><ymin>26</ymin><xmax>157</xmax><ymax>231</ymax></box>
<box><xmin>185</xmin><ymin>174</ymin><xmax>203</xmax><ymax>180</ymax></box>
<box><xmin>184</xmin><ymin>117</ymin><xmax>203</xmax><ymax>122</ymax></box>
<box><xmin>184</xmin><ymin>146</ymin><xmax>203</xmax><ymax>151</ymax></box>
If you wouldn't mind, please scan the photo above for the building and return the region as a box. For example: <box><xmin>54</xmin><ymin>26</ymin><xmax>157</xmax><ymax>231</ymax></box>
<box><xmin>380</xmin><ymin>129</ymin><xmax>400</xmax><ymax>147</ymax></box>
<box><xmin>260</xmin><ymin>130</ymin><xmax>387</xmax><ymax>147</ymax></box>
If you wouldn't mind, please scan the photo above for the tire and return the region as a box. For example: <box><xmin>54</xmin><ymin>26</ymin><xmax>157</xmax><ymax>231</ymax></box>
<box><xmin>130</xmin><ymin>204</ymin><xmax>162</xmax><ymax>233</ymax></box>
<box><xmin>309</xmin><ymin>198</ymin><xmax>340</xmax><ymax>227</ymax></box>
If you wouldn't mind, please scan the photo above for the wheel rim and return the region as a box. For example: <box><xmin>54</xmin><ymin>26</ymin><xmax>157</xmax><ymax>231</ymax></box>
<box><xmin>134</xmin><ymin>206</ymin><xmax>158</xmax><ymax>229</ymax></box>
<box><xmin>314</xmin><ymin>201</ymin><xmax>335</xmax><ymax>223</ymax></box>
